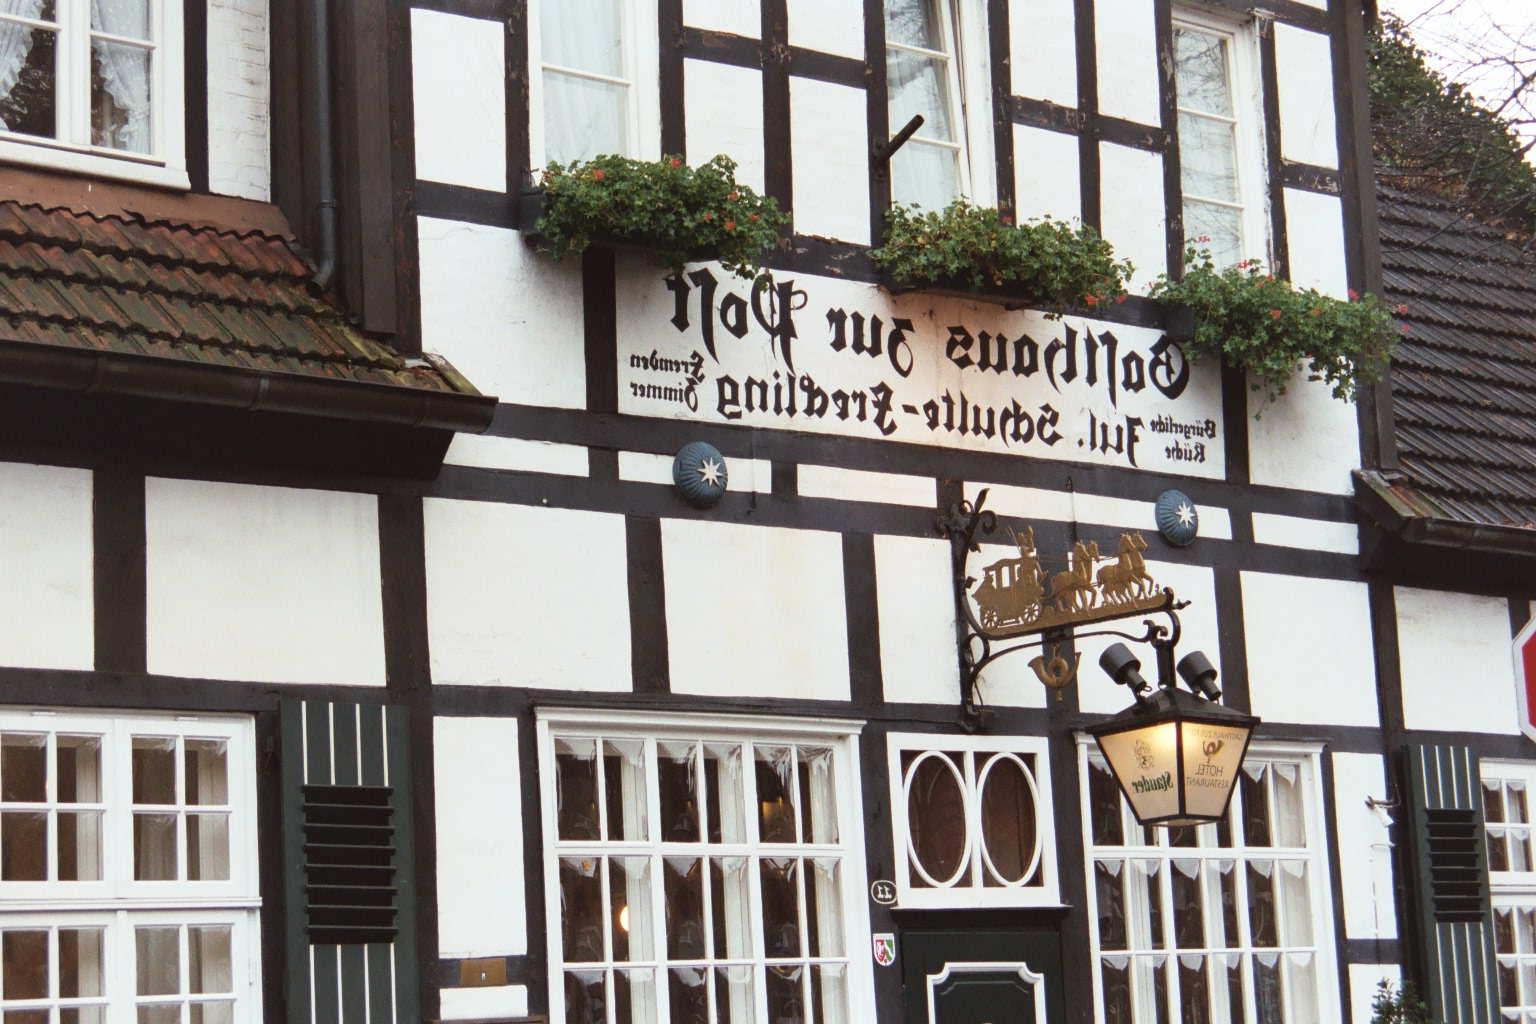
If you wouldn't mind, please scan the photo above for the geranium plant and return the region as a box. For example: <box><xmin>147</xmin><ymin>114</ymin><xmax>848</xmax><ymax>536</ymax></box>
<box><xmin>1149</xmin><ymin>244</ymin><xmax>1402</xmax><ymax>402</ymax></box>
<box><xmin>528</xmin><ymin>154</ymin><xmax>787</xmax><ymax>279</ymax></box>
<box><xmin>869</xmin><ymin>200</ymin><xmax>1134</xmax><ymax>311</ymax></box>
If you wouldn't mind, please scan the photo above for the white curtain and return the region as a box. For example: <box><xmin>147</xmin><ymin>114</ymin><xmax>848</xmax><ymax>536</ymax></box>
<box><xmin>0</xmin><ymin>0</ymin><xmax>45</xmax><ymax>132</ymax></box>
<box><xmin>91</xmin><ymin>0</ymin><xmax>151</xmax><ymax>153</ymax></box>
<box><xmin>541</xmin><ymin>0</ymin><xmax>626</xmax><ymax>163</ymax></box>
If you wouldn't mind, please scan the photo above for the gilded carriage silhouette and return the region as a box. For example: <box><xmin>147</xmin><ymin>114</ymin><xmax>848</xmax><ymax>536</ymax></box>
<box><xmin>971</xmin><ymin>529</ymin><xmax>1168</xmax><ymax>637</ymax></box>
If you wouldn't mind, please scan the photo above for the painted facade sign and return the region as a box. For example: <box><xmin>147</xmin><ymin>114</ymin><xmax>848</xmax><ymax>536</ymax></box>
<box><xmin>616</xmin><ymin>261</ymin><xmax>1227</xmax><ymax>478</ymax></box>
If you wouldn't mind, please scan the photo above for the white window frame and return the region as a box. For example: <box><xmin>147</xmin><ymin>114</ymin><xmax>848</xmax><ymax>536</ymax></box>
<box><xmin>0</xmin><ymin>0</ymin><xmax>187</xmax><ymax>188</ymax></box>
<box><xmin>1481</xmin><ymin>760</ymin><xmax>1536</xmax><ymax>1017</ymax></box>
<box><xmin>535</xmin><ymin>707</ymin><xmax>877</xmax><ymax>1024</ymax></box>
<box><xmin>0</xmin><ymin>707</ymin><xmax>262</xmax><ymax>1023</ymax></box>
<box><xmin>1171</xmin><ymin>7</ymin><xmax>1269</xmax><ymax>268</ymax></box>
<box><xmin>527</xmin><ymin>0</ymin><xmax>660</xmax><ymax>170</ymax></box>
<box><xmin>885</xmin><ymin>0</ymin><xmax>996</xmax><ymax>208</ymax></box>
<box><xmin>886</xmin><ymin>732</ymin><xmax>1060</xmax><ymax>909</ymax></box>
<box><xmin>1078</xmin><ymin>737</ymin><xmax>1342</xmax><ymax>1024</ymax></box>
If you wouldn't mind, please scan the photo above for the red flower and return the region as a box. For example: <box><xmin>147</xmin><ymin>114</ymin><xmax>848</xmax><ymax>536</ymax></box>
<box><xmin>1194</xmin><ymin>235</ymin><xmax>1211</xmax><ymax>243</ymax></box>
<box><xmin>669</xmin><ymin>157</ymin><xmax>682</xmax><ymax>168</ymax></box>
<box><xmin>1115</xmin><ymin>294</ymin><xmax>1128</xmax><ymax>304</ymax></box>
<box><xmin>702</xmin><ymin>212</ymin><xmax>714</xmax><ymax>222</ymax></box>
<box><xmin>1001</xmin><ymin>215</ymin><xmax>1013</xmax><ymax>225</ymax></box>
<box><xmin>749</xmin><ymin>213</ymin><xmax>760</xmax><ymax>222</ymax></box>
<box><xmin>1395</xmin><ymin>303</ymin><xmax>1409</xmax><ymax>315</ymax></box>
<box><xmin>591</xmin><ymin>169</ymin><xmax>606</xmax><ymax>181</ymax></box>
<box><xmin>725</xmin><ymin>219</ymin><xmax>737</xmax><ymax>231</ymax></box>
<box><xmin>1348</xmin><ymin>288</ymin><xmax>1360</xmax><ymax>301</ymax></box>
<box><xmin>1401</xmin><ymin>324</ymin><xmax>1412</xmax><ymax>334</ymax></box>
<box><xmin>1084</xmin><ymin>294</ymin><xmax>1099</xmax><ymax>307</ymax></box>
<box><xmin>728</xmin><ymin>191</ymin><xmax>740</xmax><ymax>202</ymax></box>
<box><xmin>1269</xmin><ymin>309</ymin><xmax>1283</xmax><ymax>320</ymax></box>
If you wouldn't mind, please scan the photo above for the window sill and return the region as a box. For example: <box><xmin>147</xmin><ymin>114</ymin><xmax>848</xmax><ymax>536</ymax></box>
<box><xmin>0</xmin><ymin>136</ymin><xmax>189</xmax><ymax>191</ymax></box>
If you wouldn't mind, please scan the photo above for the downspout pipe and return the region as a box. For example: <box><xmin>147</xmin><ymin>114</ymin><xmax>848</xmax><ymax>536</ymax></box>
<box><xmin>308</xmin><ymin>0</ymin><xmax>338</xmax><ymax>289</ymax></box>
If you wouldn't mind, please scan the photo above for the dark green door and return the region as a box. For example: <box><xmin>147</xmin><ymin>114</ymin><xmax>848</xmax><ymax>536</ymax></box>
<box><xmin>901</xmin><ymin>929</ymin><xmax>1064</xmax><ymax>1024</ymax></box>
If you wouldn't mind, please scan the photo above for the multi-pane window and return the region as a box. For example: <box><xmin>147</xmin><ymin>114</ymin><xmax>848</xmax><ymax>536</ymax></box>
<box><xmin>888</xmin><ymin>734</ymin><xmax>1059</xmax><ymax>908</ymax></box>
<box><xmin>885</xmin><ymin>0</ymin><xmax>968</xmax><ymax>211</ymax></box>
<box><xmin>538</xmin><ymin>713</ymin><xmax>870</xmax><ymax>1024</ymax></box>
<box><xmin>537</xmin><ymin>0</ymin><xmax>634</xmax><ymax>165</ymax></box>
<box><xmin>0</xmin><ymin>0</ymin><xmax>184</xmax><ymax>180</ymax></box>
<box><xmin>1483</xmin><ymin>765</ymin><xmax>1536</xmax><ymax>1017</ymax></box>
<box><xmin>0</xmin><ymin>711</ymin><xmax>259</xmax><ymax>1023</ymax></box>
<box><xmin>1082</xmin><ymin>743</ymin><xmax>1336</xmax><ymax>1024</ymax></box>
<box><xmin>1174</xmin><ymin>19</ymin><xmax>1258</xmax><ymax>269</ymax></box>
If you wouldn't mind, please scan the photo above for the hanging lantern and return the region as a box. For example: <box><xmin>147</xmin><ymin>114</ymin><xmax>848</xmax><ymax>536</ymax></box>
<box><xmin>1089</xmin><ymin>686</ymin><xmax>1258</xmax><ymax>827</ymax></box>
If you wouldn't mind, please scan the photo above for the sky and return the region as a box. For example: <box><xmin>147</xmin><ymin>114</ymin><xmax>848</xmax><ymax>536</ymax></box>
<box><xmin>1379</xmin><ymin>0</ymin><xmax>1536</xmax><ymax>152</ymax></box>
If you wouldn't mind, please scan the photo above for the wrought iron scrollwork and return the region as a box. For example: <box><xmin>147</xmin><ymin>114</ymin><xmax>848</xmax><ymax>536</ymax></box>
<box><xmin>937</xmin><ymin>489</ymin><xmax>1187</xmax><ymax>730</ymax></box>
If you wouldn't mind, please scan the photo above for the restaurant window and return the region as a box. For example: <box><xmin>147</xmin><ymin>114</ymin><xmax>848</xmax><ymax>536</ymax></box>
<box><xmin>884</xmin><ymin>0</ymin><xmax>991</xmax><ymax>211</ymax></box>
<box><xmin>887</xmin><ymin>734</ymin><xmax>1059</xmax><ymax>908</ymax></box>
<box><xmin>0</xmin><ymin>0</ymin><xmax>186</xmax><ymax>186</ymax></box>
<box><xmin>0</xmin><ymin>710</ymin><xmax>260</xmax><ymax>1022</ymax></box>
<box><xmin>1483</xmin><ymin>763</ymin><xmax>1536</xmax><ymax>1016</ymax></box>
<box><xmin>537</xmin><ymin>710</ymin><xmax>874</xmax><ymax>1024</ymax></box>
<box><xmin>1173</xmin><ymin>11</ymin><xmax>1267</xmax><ymax>268</ymax></box>
<box><xmin>1081</xmin><ymin>741</ymin><xmax>1338</xmax><ymax>1024</ymax></box>
<box><xmin>531</xmin><ymin>0</ymin><xmax>659</xmax><ymax>167</ymax></box>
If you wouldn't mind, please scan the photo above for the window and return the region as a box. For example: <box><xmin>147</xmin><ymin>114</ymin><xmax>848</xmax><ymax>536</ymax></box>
<box><xmin>0</xmin><ymin>710</ymin><xmax>259</xmax><ymax>1022</ymax></box>
<box><xmin>1173</xmin><ymin>13</ymin><xmax>1266</xmax><ymax>268</ymax></box>
<box><xmin>530</xmin><ymin>0</ymin><xmax>658</xmax><ymax>168</ymax></box>
<box><xmin>884</xmin><ymin>0</ymin><xmax>992</xmax><ymax>211</ymax></box>
<box><xmin>536</xmin><ymin>709</ymin><xmax>874</xmax><ymax>1024</ymax></box>
<box><xmin>887</xmin><ymin>733</ymin><xmax>1059</xmax><ymax>908</ymax></box>
<box><xmin>1483</xmin><ymin>763</ymin><xmax>1536</xmax><ymax>1017</ymax></box>
<box><xmin>0</xmin><ymin>0</ymin><xmax>186</xmax><ymax>187</ymax></box>
<box><xmin>1081</xmin><ymin>741</ymin><xmax>1338</xmax><ymax>1024</ymax></box>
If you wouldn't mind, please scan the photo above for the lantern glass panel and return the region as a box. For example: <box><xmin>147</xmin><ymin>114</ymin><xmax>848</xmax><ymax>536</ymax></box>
<box><xmin>1179</xmin><ymin>720</ymin><xmax>1249</xmax><ymax>820</ymax></box>
<box><xmin>1097</xmin><ymin>722</ymin><xmax>1180</xmax><ymax>823</ymax></box>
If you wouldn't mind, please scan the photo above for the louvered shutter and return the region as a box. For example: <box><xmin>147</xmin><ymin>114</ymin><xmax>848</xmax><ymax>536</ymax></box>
<box><xmin>1403</xmin><ymin>743</ymin><xmax>1500</xmax><ymax>1024</ymax></box>
<box><xmin>282</xmin><ymin>699</ymin><xmax>420</xmax><ymax>1024</ymax></box>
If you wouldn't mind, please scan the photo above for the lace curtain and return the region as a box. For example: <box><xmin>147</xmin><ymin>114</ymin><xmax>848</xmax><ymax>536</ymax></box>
<box><xmin>0</xmin><ymin>0</ymin><xmax>45</xmax><ymax>132</ymax></box>
<box><xmin>541</xmin><ymin>0</ymin><xmax>626</xmax><ymax>163</ymax></box>
<box><xmin>92</xmin><ymin>0</ymin><xmax>150</xmax><ymax>152</ymax></box>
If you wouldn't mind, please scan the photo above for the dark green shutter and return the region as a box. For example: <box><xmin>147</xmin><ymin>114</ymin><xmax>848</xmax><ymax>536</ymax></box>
<box><xmin>1403</xmin><ymin>743</ymin><xmax>1500</xmax><ymax>1024</ymax></box>
<box><xmin>282</xmin><ymin>699</ymin><xmax>419</xmax><ymax>1024</ymax></box>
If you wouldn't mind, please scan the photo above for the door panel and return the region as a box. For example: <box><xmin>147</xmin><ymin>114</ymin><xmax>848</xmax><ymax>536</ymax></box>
<box><xmin>901</xmin><ymin>929</ymin><xmax>1064</xmax><ymax>1024</ymax></box>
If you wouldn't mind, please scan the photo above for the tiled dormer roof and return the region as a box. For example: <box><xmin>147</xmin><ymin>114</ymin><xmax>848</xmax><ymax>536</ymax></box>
<box><xmin>1361</xmin><ymin>185</ymin><xmax>1536</xmax><ymax>535</ymax></box>
<box><xmin>0</xmin><ymin>197</ymin><xmax>479</xmax><ymax>395</ymax></box>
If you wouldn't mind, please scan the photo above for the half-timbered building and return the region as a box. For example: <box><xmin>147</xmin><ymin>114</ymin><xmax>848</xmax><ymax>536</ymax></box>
<box><xmin>0</xmin><ymin>0</ymin><xmax>1525</xmax><ymax>1022</ymax></box>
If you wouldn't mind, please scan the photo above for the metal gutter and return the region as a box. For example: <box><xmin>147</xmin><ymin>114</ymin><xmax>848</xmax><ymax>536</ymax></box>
<box><xmin>1354</xmin><ymin>469</ymin><xmax>1536</xmax><ymax>559</ymax></box>
<box><xmin>0</xmin><ymin>340</ymin><xmax>497</xmax><ymax>434</ymax></box>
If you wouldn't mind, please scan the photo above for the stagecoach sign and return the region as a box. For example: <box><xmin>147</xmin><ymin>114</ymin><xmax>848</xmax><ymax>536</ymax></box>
<box><xmin>615</xmin><ymin>261</ymin><xmax>1227</xmax><ymax>478</ymax></box>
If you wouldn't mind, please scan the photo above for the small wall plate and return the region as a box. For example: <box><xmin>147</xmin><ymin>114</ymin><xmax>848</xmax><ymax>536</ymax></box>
<box><xmin>673</xmin><ymin>441</ymin><xmax>729</xmax><ymax>508</ymax></box>
<box><xmin>1155</xmin><ymin>489</ymin><xmax>1199</xmax><ymax>547</ymax></box>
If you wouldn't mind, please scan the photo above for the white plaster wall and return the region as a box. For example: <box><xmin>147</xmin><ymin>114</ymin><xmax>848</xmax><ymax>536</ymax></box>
<box><xmin>0</xmin><ymin>463</ymin><xmax>92</xmax><ymax>671</ymax></box>
<box><xmin>1246</xmin><ymin>378</ymin><xmax>1360</xmax><ymax>495</ymax></box>
<box><xmin>663</xmin><ymin>520</ymin><xmax>849</xmax><ymax>700</ymax></box>
<box><xmin>1398</xmin><ymin>587</ymin><xmax>1520</xmax><ymax>734</ymax></box>
<box><xmin>1094</xmin><ymin>0</ymin><xmax>1159</xmax><ymax>126</ymax></box>
<box><xmin>440</xmin><ymin>986</ymin><xmax>530</xmax><ymax>1021</ymax></box>
<box><xmin>1252</xmin><ymin>512</ymin><xmax>1359</xmax><ymax>555</ymax></box>
<box><xmin>1099</xmin><ymin>143</ymin><xmax>1167</xmax><ymax>283</ymax></box>
<box><xmin>1349</xmin><ymin>965</ymin><xmax>1401</xmax><ymax>1024</ymax></box>
<box><xmin>1243</xmin><ymin>572</ymin><xmax>1377</xmax><ymax>726</ymax></box>
<box><xmin>434</xmin><ymin>717</ymin><xmax>527</xmax><ymax>958</ymax></box>
<box><xmin>790</xmin><ymin>78</ymin><xmax>871</xmax><ymax>245</ymax></box>
<box><xmin>145</xmin><ymin>479</ymin><xmax>385</xmax><ymax>684</ymax></box>
<box><xmin>1331</xmin><ymin>752</ymin><xmax>1398</xmax><ymax>941</ymax></box>
<box><xmin>412</xmin><ymin>10</ymin><xmax>507</xmax><ymax>192</ymax></box>
<box><xmin>875</xmin><ymin>534</ymin><xmax>959</xmax><ymax>704</ymax></box>
<box><xmin>1285</xmin><ymin>189</ymin><xmax>1349</xmax><ymax>299</ymax></box>
<box><xmin>418</xmin><ymin>217</ymin><xmax>586</xmax><ymax>409</ymax></box>
<box><xmin>443</xmin><ymin>435</ymin><xmax>590</xmax><ymax>477</ymax></box>
<box><xmin>799</xmin><ymin>466</ymin><xmax>935</xmax><ymax>507</ymax></box>
<box><xmin>685</xmin><ymin>61</ymin><xmax>767</xmax><ymax>194</ymax></box>
<box><xmin>788</xmin><ymin>0</ymin><xmax>863</xmax><ymax>59</ymax></box>
<box><xmin>684</xmin><ymin>0</ymin><xmax>760</xmax><ymax>37</ymax></box>
<box><xmin>1010</xmin><ymin>0</ymin><xmax>1077</xmax><ymax>108</ymax></box>
<box><xmin>424</xmin><ymin>499</ymin><xmax>631</xmax><ymax>690</ymax></box>
<box><xmin>1275</xmin><ymin>25</ymin><xmax>1338</xmax><ymax>169</ymax></box>
<box><xmin>1076</xmin><ymin>559</ymin><xmax>1220</xmax><ymax>715</ymax></box>
<box><xmin>1013</xmin><ymin>125</ymin><xmax>1081</xmax><ymax>225</ymax></box>
<box><xmin>207</xmin><ymin>0</ymin><xmax>270</xmax><ymax>201</ymax></box>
